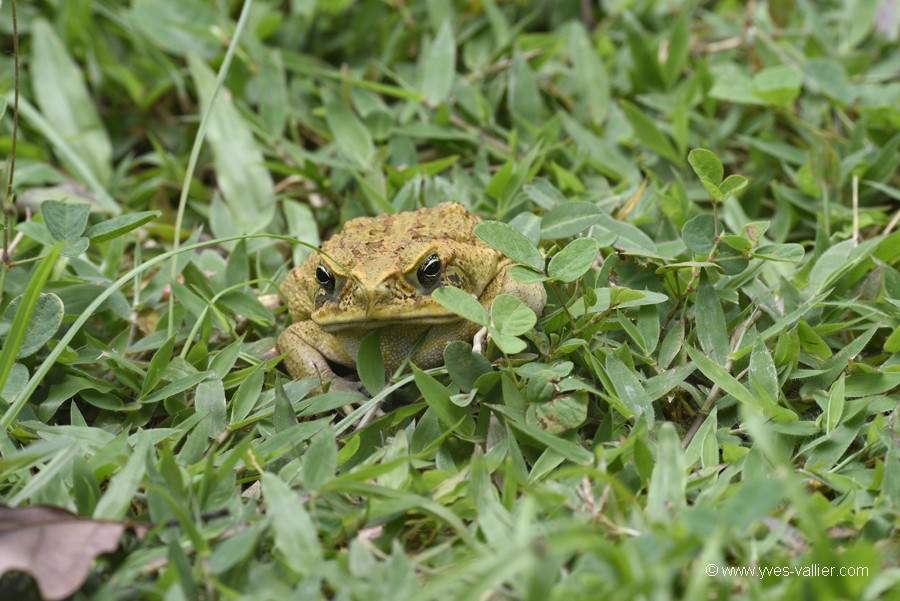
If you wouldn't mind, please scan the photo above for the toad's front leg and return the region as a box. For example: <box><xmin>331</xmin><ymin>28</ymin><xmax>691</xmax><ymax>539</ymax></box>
<box><xmin>276</xmin><ymin>321</ymin><xmax>361</xmax><ymax>391</ymax></box>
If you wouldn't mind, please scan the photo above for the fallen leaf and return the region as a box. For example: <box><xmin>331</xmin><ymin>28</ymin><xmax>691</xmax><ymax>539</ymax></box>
<box><xmin>0</xmin><ymin>505</ymin><xmax>127</xmax><ymax>600</ymax></box>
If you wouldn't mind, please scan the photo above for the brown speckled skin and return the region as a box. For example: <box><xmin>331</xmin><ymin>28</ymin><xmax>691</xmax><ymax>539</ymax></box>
<box><xmin>277</xmin><ymin>202</ymin><xmax>546</xmax><ymax>390</ymax></box>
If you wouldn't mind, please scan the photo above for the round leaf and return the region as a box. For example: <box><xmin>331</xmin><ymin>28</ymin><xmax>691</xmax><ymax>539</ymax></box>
<box><xmin>42</xmin><ymin>200</ymin><xmax>91</xmax><ymax>242</ymax></box>
<box><xmin>432</xmin><ymin>286</ymin><xmax>489</xmax><ymax>327</ymax></box>
<box><xmin>682</xmin><ymin>213</ymin><xmax>717</xmax><ymax>254</ymax></box>
<box><xmin>687</xmin><ymin>148</ymin><xmax>723</xmax><ymax>186</ymax></box>
<box><xmin>490</xmin><ymin>294</ymin><xmax>537</xmax><ymax>338</ymax></box>
<box><xmin>2</xmin><ymin>293</ymin><xmax>65</xmax><ymax>358</ymax></box>
<box><xmin>443</xmin><ymin>341</ymin><xmax>492</xmax><ymax>393</ymax></box>
<box><xmin>720</xmin><ymin>174</ymin><xmax>748</xmax><ymax>198</ymax></box>
<box><xmin>474</xmin><ymin>221</ymin><xmax>544</xmax><ymax>270</ymax></box>
<box><xmin>547</xmin><ymin>237</ymin><xmax>600</xmax><ymax>282</ymax></box>
<box><xmin>525</xmin><ymin>391</ymin><xmax>589</xmax><ymax>434</ymax></box>
<box><xmin>541</xmin><ymin>202</ymin><xmax>603</xmax><ymax>240</ymax></box>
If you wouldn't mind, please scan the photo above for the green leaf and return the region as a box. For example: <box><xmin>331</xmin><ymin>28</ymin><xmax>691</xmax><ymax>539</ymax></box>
<box><xmin>743</xmin><ymin>221</ymin><xmax>770</xmax><ymax>243</ymax></box>
<box><xmin>804</xmin><ymin>59</ymin><xmax>852</xmax><ymax>105</ymax></box>
<box><xmin>695</xmin><ymin>278</ymin><xmax>730</xmax><ymax>366</ymax></box>
<box><xmin>508</xmin><ymin>53</ymin><xmax>544</xmax><ymax>124</ymax></box>
<box><xmin>719</xmin><ymin>174</ymin><xmax>748</xmax><ymax>198</ymax></box>
<box><xmin>720</xmin><ymin>476</ymin><xmax>784</xmax><ymax>532</ymax></box>
<box><xmin>358</xmin><ymin>330</ymin><xmax>386</xmax><ymax>395</ymax></box>
<box><xmin>140</xmin><ymin>370</ymin><xmax>215</xmax><ymax>406</ymax></box>
<box><xmin>687</xmin><ymin>345</ymin><xmax>795</xmax><ymax>421</ymax></box>
<box><xmin>684</xmin><ymin>407</ymin><xmax>718</xmax><ymax>469</ymax></box>
<box><xmin>42</xmin><ymin>200</ymin><xmax>90</xmax><ymax>242</ymax></box>
<box><xmin>749</xmin><ymin>338</ymin><xmax>778</xmax><ymax>404</ymax></box>
<box><xmin>687</xmin><ymin>149</ymin><xmax>723</xmax><ymax>186</ymax></box>
<box><xmin>825</xmin><ymin>375</ymin><xmax>845</xmax><ymax>434</ymax></box>
<box><xmin>504</xmin><ymin>417</ymin><xmax>594</xmax><ymax>465</ymax></box>
<box><xmin>523</xmin><ymin>178</ymin><xmax>567</xmax><ymax>210</ymax></box>
<box><xmin>768</xmin><ymin>0</ymin><xmax>795</xmax><ymax>26</ymax></box>
<box><xmin>0</xmin><ymin>244</ymin><xmax>62</xmax><ymax>399</ymax></box>
<box><xmin>709</xmin><ymin>68</ymin><xmax>763</xmax><ymax>106</ymax></box>
<box><xmin>643</xmin><ymin>362</ymin><xmax>695</xmax><ymax>401</ymax></box>
<box><xmin>663</xmin><ymin>11</ymin><xmax>690</xmax><ymax>88</ymax></box>
<box><xmin>412</xmin><ymin>365</ymin><xmax>475</xmax><ymax>436</ymax></box>
<box><xmin>195</xmin><ymin>378</ymin><xmax>227</xmax><ymax>439</ymax></box>
<box><xmin>646</xmin><ymin>422</ymin><xmax>686</xmax><ymax>522</ymax></box>
<box><xmin>568</xmin><ymin>21</ymin><xmax>610</xmax><ymax>125</ymax></box>
<box><xmin>225</xmin><ymin>240</ymin><xmax>249</xmax><ymax>288</ymax></box>
<box><xmin>474</xmin><ymin>221</ymin><xmax>544</xmax><ymax>270</ymax></box>
<box><xmin>30</xmin><ymin>19</ymin><xmax>112</xmax><ymax>184</ymax></box>
<box><xmin>229</xmin><ymin>367</ymin><xmax>265</xmax><ymax>425</ymax></box>
<box><xmin>508</xmin><ymin>265</ymin><xmax>549</xmax><ymax>284</ymax></box>
<box><xmin>432</xmin><ymin>286</ymin><xmax>489</xmax><ymax>327</ymax></box>
<box><xmin>262</xmin><ymin>473</ymin><xmax>323</xmax><ymax>572</ymax></box>
<box><xmin>605</xmin><ymin>351</ymin><xmax>654</xmax><ymax>420</ymax></box>
<box><xmin>621</xmin><ymin>100</ymin><xmax>682</xmax><ymax>166</ymax></box>
<box><xmin>753</xmin><ymin>65</ymin><xmax>802</xmax><ymax>106</ymax></box>
<box><xmin>303</xmin><ymin>426</ymin><xmax>337</xmax><ymax>490</ymax></box>
<box><xmin>490</xmin><ymin>294</ymin><xmax>538</xmax><ymax>354</ymax></box>
<box><xmin>93</xmin><ymin>433</ymin><xmax>151</xmax><ymax>519</ymax></box>
<box><xmin>189</xmin><ymin>56</ymin><xmax>275</xmax><ymax>234</ymax></box>
<box><xmin>800</xmin><ymin>326</ymin><xmax>877</xmax><ymax>395</ymax></box>
<box><xmin>682</xmin><ymin>213</ymin><xmax>717</xmax><ymax>254</ymax></box>
<box><xmin>686</xmin><ymin>346</ymin><xmax>757</xmax><ymax>408</ymax></box>
<box><xmin>325</xmin><ymin>100</ymin><xmax>377</xmax><ymax>170</ymax></box>
<box><xmin>422</xmin><ymin>20</ymin><xmax>456</xmax><ymax>105</ymax></box>
<box><xmin>547</xmin><ymin>238</ymin><xmax>600</xmax><ymax>282</ymax></box>
<box><xmin>526</xmin><ymin>392</ymin><xmax>589</xmax><ymax>434</ymax></box>
<box><xmin>754</xmin><ymin>243</ymin><xmax>805</xmax><ymax>262</ymax></box>
<box><xmin>210</xmin><ymin>336</ymin><xmax>244</xmax><ymax>379</ymax></box>
<box><xmin>808</xmin><ymin>238</ymin><xmax>877</xmax><ymax>293</ymax></box>
<box><xmin>719</xmin><ymin>234</ymin><xmax>753</xmax><ymax>254</ymax></box>
<box><xmin>86</xmin><ymin>211</ymin><xmax>161</xmax><ymax>243</ymax></box>
<box><xmin>797</xmin><ymin>320</ymin><xmax>832</xmax><ymax>359</ymax></box>
<box><xmin>1</xmin><ymin>293</ymin><xmax>64</xmax><ymax>359</ymax></box>
<box><xmin>443</xmin><ymin>342</ymin><xmax>492</xmax><ymax>393</ymax></box>
<box><xmin>540</xmin><ymin>202</ymin><xmax>603</xmax><ymax>240</ymax></box>
<box><xmin>132</xmin><ymin>0</ymin><xmax>219</xmax><ymax>57</ymax></box>
<box><xmin>844</xmin><ymin>372</ymin><xmax>900</xmax><ymax>397</ymax></box>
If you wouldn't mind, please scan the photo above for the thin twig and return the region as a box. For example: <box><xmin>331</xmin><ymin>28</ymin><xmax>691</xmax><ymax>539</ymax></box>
<box><xmin>885</xmin><ymin>207</ymin><xmax>900</xmax><ymax>236</ymax></box>
<box><xmin>852</xmin><ymin>175</ymin><xmax>859</xmax><ymax>246</ymax></box>
<box><xmin>2</xmin><ymin>0</ymin><xmax>20</xmax><ymax>235</ymax></box>
<box><xmin>0</xmin><ymin>0</ymin><xmax>21</xmax><ymax>307</ymax></box>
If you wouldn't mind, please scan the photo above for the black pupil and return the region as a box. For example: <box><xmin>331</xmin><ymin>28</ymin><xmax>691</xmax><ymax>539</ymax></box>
<box><xmin>316</xmin><ymin>265</ymin><xmax>334</xmax><ymax>291</ymax></box>
<box><xmin>418</xmin><ymin>255</ymin><xmax>441</xmax><ymax>286</ymax></box>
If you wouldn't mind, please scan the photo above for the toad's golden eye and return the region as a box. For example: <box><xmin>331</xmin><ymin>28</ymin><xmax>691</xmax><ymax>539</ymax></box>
<box><xmin>316</xmin><ymin>264</ymin><xmax>335</xmax><ymax>293</ymax></box>
<box><xmin>417</xmin><ymin>253</ymin><xmax>442</xmax><ymax>288</ymax></box>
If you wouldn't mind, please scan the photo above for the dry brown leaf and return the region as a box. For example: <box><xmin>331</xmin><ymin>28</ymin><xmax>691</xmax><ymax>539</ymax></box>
<box><xmin>0</xmin><ymin>505</ymin><xmax>127</xmax><ymax>601</ymax></box>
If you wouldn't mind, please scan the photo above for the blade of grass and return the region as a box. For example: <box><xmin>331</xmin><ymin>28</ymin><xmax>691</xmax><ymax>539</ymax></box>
<box><xmin>11</xmin><ymin>98</ymin><xmax>118</xmax><ymax>213</ymax></box>
<box><xmin>168</xmin><ymin>0</ymin><xmax>254</xmax><ymax>337</ymax></box>
<box><xmin>0</xmin><ymin>234</ymin><xmax>304</xmax><ymax>431</ymax></box>
<box><xmin>0</xmin><ymin>243</ymin><xmax>62</xmax><ymax>398</ymax></box>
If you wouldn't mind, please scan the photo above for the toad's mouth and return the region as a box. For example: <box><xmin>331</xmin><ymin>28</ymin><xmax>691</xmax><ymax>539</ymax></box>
<box><xmin>313</xmin><ymin>308</ymin><xmax>463</xmax><ymax>331</ymax></box>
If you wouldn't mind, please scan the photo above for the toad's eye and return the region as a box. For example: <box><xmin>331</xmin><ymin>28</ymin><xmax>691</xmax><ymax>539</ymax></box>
<box><xmin>417</xmin><ymin>253</ymin><xmax>442</xmax><ymax>288</ymax></box>
<box><xmin>316</xmin><ymin>264</ymin><xmax>336</xmax><ymax>293</ymax></box>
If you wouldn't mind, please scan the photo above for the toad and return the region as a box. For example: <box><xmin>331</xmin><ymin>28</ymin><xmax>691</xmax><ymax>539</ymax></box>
<box><xmin>277</xmin><ymin>202</ymin><xmax>546</xmax><ymax>390</ymax></box>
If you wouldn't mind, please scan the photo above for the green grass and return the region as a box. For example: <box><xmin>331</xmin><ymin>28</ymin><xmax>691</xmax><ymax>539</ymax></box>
<box><xmin>1</xmin><ymin>0</ymin><xmax>899</xmax><ymax>599</ymax></box>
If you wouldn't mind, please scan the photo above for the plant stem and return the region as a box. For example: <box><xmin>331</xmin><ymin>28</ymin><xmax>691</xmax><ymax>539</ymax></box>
<box><xmin>1</xmin><ymin>0</ymin><xmax>20</xmax><ymax>306</ymax></box>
